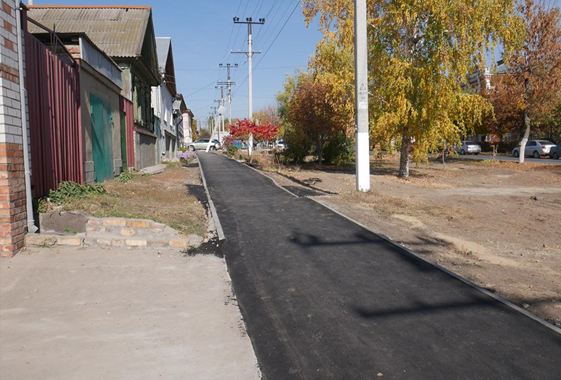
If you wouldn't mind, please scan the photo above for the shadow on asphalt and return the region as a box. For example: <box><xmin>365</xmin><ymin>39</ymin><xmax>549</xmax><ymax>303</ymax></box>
<box><xmin>290</xmin><ymin>231</ymin><xmax>432</xmax><ymax>272</ymax></box>
<box><xmin>352</xmin><ymin>298</ymin><xmax>498</xmax><ymax>319</ymax></box>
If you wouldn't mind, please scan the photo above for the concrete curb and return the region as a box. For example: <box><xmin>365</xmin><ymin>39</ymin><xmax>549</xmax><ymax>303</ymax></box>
<box><xmin>196</xmin><ymin>153</ymin><xmax>226</xmax><ymax>240</ymax></box>
<box><xmin>243</xmin><ymin>160</ymin><xmax>561</xmax><ymax>335</ymax></box>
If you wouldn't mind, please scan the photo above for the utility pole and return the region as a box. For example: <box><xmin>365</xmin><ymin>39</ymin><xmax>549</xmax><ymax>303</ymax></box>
<box><xmin>214</xmin><ymin>89</ymin><xmax>225</xmax><ymax>143</ymax></box>
<box><xmin>232</xmin><ymin>17</ymin><xmax>264</xmax><ymax>157</ymax></box>
<box><xmin>232</xmin><ymin>17</ymin><xmax>264</xmax><ymax>120</ymax></box>
<box><xmin>354</xmin><ymin>0</ymin><xmax>370</xmax><ymax>191</ymax></box>
<box><xmin>218</xmin><ymin>63</ymin><xmax>238</xmax><ymax>125</ymax></box>
<box><xmin>206</xmin><ymin>107</ymin><xmax>218</xmax><ymax>152</ymax></box>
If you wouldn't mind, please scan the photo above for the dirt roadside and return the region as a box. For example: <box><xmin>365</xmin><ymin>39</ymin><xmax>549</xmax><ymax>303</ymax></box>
<box><xmin>48</xmin><ymin>162</ymin><xmax>207</xmax><ymax>236</ymax></box>
<box><xmin>261</xmin><ymin>156</ymin><xmax>561</xmax><ymax>327</ymax></box>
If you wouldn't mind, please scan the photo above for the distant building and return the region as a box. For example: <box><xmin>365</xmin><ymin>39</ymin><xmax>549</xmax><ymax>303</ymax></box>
<box><xmin>152</xmin><ymin>37</ymin><xmax>178</xmax><ymax>161</ymax></box>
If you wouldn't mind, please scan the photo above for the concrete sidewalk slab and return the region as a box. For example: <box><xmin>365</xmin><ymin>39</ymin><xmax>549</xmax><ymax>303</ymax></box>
<box><xmin>138</xmin><ymin>164</ymin><xmax>167</xmax><ymax>175</ymax></box>
<box><xmin>0</xmin><ymin>247</ymin><xmax>260</xmax><ymax>380</ymax></box>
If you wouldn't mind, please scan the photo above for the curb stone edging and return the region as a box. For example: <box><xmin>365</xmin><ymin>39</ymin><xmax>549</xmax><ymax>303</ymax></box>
<box><xmin>196</xmin><ymin>153</ymin><xmax>226</xmax><ymax>240</ymax></box>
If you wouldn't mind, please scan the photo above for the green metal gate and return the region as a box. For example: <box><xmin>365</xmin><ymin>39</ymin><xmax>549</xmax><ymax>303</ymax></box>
<box><xmin>91</xmin><ymin>94</ymin><xmax>113</xmax><ymax>182</ymax></box>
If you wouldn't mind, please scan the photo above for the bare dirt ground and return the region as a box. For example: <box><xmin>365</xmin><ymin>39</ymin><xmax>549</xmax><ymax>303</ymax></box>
<box><xmin>258</xmin><ymin>154</ymin><xmax>561</xmax><ymax>327</ymax></box>
<box><xmin>53</xmin><ymin>163</ymin><xmax>207</xmax><ymax>236</ymax></box>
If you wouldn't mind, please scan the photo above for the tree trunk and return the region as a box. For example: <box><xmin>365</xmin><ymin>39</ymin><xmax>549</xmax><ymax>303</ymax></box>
<box><xmin>317</xmin><ymin>138</ymin><xmax>323</xmax><ymax>166</ymax></box>
<box><xmin>519</xmin><ymin>110</ymin><xmax>530</xmax><ymax>164</ymax></box>
<box><xmin>398</xmin><ymin>127</ymin><xmax>411</xmax><ymax>178</ymax></box>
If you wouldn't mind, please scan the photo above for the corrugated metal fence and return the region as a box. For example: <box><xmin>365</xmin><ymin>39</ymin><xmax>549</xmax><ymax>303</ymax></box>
<box><xmin>25</xmin><ymin>31</ymin><xmax>83</xmax><ymax>198</ymax></box>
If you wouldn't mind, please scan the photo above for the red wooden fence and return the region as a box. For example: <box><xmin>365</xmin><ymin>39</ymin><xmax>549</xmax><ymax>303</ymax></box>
<box><xmin>25</xmin><ymin>32</ymin><xmax>83</xmax><ymax>198</ymax></box>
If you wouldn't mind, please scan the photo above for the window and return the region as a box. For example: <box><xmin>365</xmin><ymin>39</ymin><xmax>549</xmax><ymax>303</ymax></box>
<box><xmin>132</xmin><ymin>75</ymin><xmax>154</xmax><ymax>132</ymax></box>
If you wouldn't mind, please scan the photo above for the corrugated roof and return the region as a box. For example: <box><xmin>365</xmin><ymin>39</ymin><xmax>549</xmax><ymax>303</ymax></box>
<box><xmin>156</xmin><ymin>37</ymin><xmax>171</xmax><ymax>72</ymax></box>
<box><xmin>27</xmin><ymin>6</ymin><xmax>152</xmax><ymax>58</ymax></box>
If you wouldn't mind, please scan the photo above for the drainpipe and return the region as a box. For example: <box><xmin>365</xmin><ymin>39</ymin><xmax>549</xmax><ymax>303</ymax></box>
<box><xmin>16</xmin><ymin>4</ymin><xmax>37</xmax><ymax>233</ymax></box>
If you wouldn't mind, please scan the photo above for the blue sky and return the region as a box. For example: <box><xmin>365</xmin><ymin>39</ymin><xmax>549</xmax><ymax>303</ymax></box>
<box><xmin>28</xmin><ymin>0</ymin><xmax>561</xmax><ymax>127</ymax></box>
<box><xmin>29</xmin><ymin>0</ymin><xmax>323</xmax><ymax>126</ymax></box>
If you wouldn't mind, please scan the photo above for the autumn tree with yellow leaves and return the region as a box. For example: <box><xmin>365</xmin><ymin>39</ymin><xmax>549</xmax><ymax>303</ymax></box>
<box><xmin>499</xmin><ymin>0</ymin><xmax>561</xmax><ymax>163</ymax></box>
<box><xmin>302</xmin><ymin>0</ymin><xmax>522</xmax><ymax>177</ymax></box>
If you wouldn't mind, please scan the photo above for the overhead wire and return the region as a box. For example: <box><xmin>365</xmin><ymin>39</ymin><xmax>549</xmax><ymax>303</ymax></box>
<box><xmin>233</xmin><ymin>1</ymin><xmax>302</xmax><ymax>97</ymax></box>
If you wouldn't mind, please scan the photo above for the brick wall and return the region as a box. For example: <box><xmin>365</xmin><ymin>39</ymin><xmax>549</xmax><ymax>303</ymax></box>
<box><xmin>0</xmin><ymin>0</ymin><xmax>27</xmax><ymax>256</ymax></box>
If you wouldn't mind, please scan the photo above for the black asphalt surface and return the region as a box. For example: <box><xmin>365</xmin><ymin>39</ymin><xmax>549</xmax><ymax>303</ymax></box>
<box><xmin>198</xmin><ymin>152</ymin><xmax>561</xmax><ymax>380</ymax></box>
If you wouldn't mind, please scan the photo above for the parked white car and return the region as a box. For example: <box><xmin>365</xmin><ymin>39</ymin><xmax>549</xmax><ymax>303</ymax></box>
<box><xmin>512</xmin><ymin>140</ymin><xmax>557</xmax><ymax>158</ymax></box>
<box><xmin>457</xmin><ymin>141</ymin><xmax>481</xmax><ymax>155</ymax></box>
<box><xmin>188</xmin><ymin>138</ymin><xmax>221</xmax><ymax>151</ymax></box>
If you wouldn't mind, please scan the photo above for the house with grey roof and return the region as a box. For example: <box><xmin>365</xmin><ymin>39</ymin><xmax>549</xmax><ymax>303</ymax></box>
<box><xmin>152</xmin><ymin>37</ymin><xmax>179</xmax><ymax>161</ymax></box>
<box><xmin>27</xmin><ymin>5</ymin><xmax>161</xmax><ymax>169</ymax></box>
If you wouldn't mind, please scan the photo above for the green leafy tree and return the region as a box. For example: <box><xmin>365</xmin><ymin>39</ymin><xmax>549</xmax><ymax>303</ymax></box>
<box><xmin>303</xmin><ymin>0</ymin><xmax>522</xmax><ymax>177</ymax></box>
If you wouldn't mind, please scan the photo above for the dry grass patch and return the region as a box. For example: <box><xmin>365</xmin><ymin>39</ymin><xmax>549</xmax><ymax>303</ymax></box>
<box><xmin>54</xmin><ymin>163</ymin><xmax>207</xmax><ymax>235</ymax></box>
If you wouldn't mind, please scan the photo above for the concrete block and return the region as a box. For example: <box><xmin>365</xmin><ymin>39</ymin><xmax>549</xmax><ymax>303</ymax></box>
<box><xmin>87</xmin><ymin>219</ymin><xmax>101</xmax><ymax>226</ymax></box>
<box><xmin>103</xmin><ymin>218</ymin><xmax>126</xmax><ymax>227</ymax></box>
<box><xmin>169</xmin><ymin>239</ymin><xmax>189</xmax><ymax>248</ymax></box>
<box><xmin>126</xmin><ymin>220</ymin><xmax>150</xmax><ymax>229</ymax></box>
<box><xmin>25</xmin><ymin>234</ymin><xmax>56</xmax><ymax>246</ymax></box>
<box><xmin>120</xmin><ymin>228</ymin><xmax>136</xmax><ymax>236</ymax></box>
<box><xmin>151</xmin><ymin>222</ymin><xmax>166</xmax><ymax>231</ymax></box>
<box><xmin>126</xmin><ymin>239</ymin><xmax>147</xmax><ymax>247</ymax></box>
<box><xmin>56</xmin><ymin>236</ymin><xmax>83</xmax><ymax>246</ymax></box>
<box><xmin>86</xmin><ymin>227</ymin><xmax>106</xmax><ymax>233</ymax></box>
<box><xmin>147</xmin><ymin>240</ymin><xmax>167</xmax><ymax>247</ymax></box>
<box><xmin>97</xmin><ymin>238</ymin><xmax>112</xmax><ymax>246</ymax></box>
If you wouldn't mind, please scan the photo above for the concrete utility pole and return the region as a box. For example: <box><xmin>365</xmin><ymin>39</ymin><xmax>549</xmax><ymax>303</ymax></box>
<box><xmin>206</xmin><ymin>107</ymin><xmax>218</xmax><ymax>152</ymax></box>
<box><xmin>214</xmin><ymin>87</ymin><xmax>226</xmax><ymax>143</ymax></box>
<box><xmin>218</xmin><ymin>63</ymin><xmax>238</xmax><ymax>125</ymax></box>
<box><xmin>232</xmin><ymin>17</ymin><xmax>264</xmax><ymax>157</ymax></box>
<box><xmin>354</xmin><ymin>0</ymin><xmax>370</xmax><ymax>191</ymax></box>
<box><xmin>232</xmin><ymin>17</ymin><xmax>264</xmax><ymax>120</ymax></box>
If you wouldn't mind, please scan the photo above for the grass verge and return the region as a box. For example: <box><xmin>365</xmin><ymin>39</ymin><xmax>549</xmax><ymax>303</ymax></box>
<box><xmin>40</xmin><ymin>162</ymin><xmax>207</xmax><ymax>236</ymax></box>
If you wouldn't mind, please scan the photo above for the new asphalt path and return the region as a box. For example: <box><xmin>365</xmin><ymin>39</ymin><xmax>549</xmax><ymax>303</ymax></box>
<box><xmin>197</xmin><ymin>152</ymin><xmax>561</xmax><ymax>380</ymax></box>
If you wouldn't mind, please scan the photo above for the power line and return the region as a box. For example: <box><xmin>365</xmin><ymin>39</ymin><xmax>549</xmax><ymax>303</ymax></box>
<box><xmin>233</xmin><ymin>1</ymin><xmax>301</xmax><ymax>96</ymax></box>
<box><xmin>184</xmin><ymin>79</ymin><xmax>221</xmax><ymax>98</ymax></box>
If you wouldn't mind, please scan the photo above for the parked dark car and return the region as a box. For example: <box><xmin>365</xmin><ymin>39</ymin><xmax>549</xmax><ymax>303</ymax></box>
<box><xmin>549</xmin><ymin>143</ymin><xmax>561</xmax><ymax>159</ymax></box>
